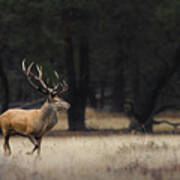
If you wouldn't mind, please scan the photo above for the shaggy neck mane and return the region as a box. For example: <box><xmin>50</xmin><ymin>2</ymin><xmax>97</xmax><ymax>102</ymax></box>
<box><xmin>40</xmin><ymin>101</ymin><xmax>57</xmax><ymax>123</ymax></box>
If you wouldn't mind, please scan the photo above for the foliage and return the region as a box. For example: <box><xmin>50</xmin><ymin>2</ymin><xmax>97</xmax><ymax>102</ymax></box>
<box><xmin>0</xmin><ymin>0</ymin><xmax>180</xmax><ymax>131</ymax></box>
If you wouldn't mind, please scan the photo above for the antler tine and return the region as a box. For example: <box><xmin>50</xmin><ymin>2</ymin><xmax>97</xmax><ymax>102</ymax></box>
<box><xmin>22</xmin><ymin>59</ymin><xmax>26</xmax><ymax>72</ymax></box>
<box><xmin>36</xmin><ymin>64</ymin><xmax>42</xmax><ymax>79</ymax></box>
<box><xmin>35</xmin><ymin>64</ymin><xmax>50</xmax><ymax>91</ymax></box>
<box><xmin>61</xmin><ymin>81</ymin><xmax>68</xmax><ymax>94</ymax></box>
<box><xmin>27</xmin><ymin>62</ymin><xmax>34</xmax><ymax>75</ymax></box>
<box><xmin>54</xmin><ymin>71</ymin><xmax>59</xmax><ymax>79</ymax></box>
<box><xmin>22</xmin><ymin>60</ymin><xmax>49</xmax><ymax>95</ymax></box>
<box><xmin>52</xmin><ymin>71</ymin><xmax>66</xmax><ymax>94</ymax></box>
<box><xmin>52</xmin><ymin>71</ymin><xmax>60</xmax><ymax>91</ymax></box>
<box><xmin>61</xmin><ymin>80</ymin><xmax>69</xmax><ymax>93</ymax></box>
<box><xmin>57</xmin><ymin>80</ymin><xmax>68</xmax><ymax>95</ymax></box>
<box><xmin>22</xmin><ymin>60</ymin><xmax>41</xmax><ymax>91</ymax></box>
<box><xmin>52</xmin><ymin>79</ymin><xmax>68</xmax><ymax>96</ymax></box>
<box><xmin>22</xmin><ymin>59</ymin><xmax>34</xmax><ymax>76</ymax></box>
<box><xmin>22</xmin><ymin>59</ymin><xmax>69</xmax><ymax>96</ymax></box>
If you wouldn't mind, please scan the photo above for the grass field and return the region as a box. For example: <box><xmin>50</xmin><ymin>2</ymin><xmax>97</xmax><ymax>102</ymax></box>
<box><xmin>54</xmin><ymin>108</ymin><xmax>180</xmax><ymax>133</ymax></box>
<box><xmin>1</xmin><ymin>135</ymin><xmax>180</xmax><ymax>180</ymax></box>
<box><xmin>1</xmin><ymin>109</ymin><xmax>180</xmax><ymax>180</ymax></box>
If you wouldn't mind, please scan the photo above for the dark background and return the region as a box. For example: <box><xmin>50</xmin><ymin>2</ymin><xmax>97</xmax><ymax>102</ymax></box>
<box><xmin>0</xmin><ymin>0</ymin><xmax>180</xmax><ymax>132</ymax></box>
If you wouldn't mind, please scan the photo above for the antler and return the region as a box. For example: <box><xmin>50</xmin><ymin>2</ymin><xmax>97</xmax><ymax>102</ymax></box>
<box><xmin>52</xmin><ymin>79</ymin><xmax>69</xmax><ymax>96</ymax></box>
<box><xmin>22</xmin><ymin>59</ymin><xmax>68</xmax><ymax>96</ymax></box>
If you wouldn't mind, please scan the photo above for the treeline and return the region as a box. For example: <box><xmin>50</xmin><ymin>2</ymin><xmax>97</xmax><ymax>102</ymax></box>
<box><xmin>0</xmin><ymin>0</ymin><xmax>180</xmax><ymax>132</ymax></box>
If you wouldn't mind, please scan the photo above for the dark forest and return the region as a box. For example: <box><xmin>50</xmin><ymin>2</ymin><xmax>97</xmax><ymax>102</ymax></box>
<box><xmin>0</xmin><ymin>0</ymin><xmax>180</xmax><ymax>133</ymax></box>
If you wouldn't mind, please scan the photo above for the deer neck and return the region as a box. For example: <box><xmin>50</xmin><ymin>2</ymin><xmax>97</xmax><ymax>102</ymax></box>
<box><xmin>39</xmin><ymin>101</ymin><xmax>57</xmax><ymax>124</ymax></box>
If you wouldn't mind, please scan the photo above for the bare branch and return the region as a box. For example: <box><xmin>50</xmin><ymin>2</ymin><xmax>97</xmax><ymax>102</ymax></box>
<box><xmin>153</xmin><ymin>120</ymin><xmax>180</xmax><ymax>133</ymax></box>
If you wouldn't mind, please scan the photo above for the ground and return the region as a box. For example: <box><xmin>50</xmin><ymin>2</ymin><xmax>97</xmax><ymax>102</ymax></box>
<box><xmin>1</xmin><ymin>135</ymin><xmax>180</xmax><ymax>180</ymax></box>
<box><xmin>1</xmin><ymin>109</ymin><xmax>180</xmax><ymax>180</ymax></box>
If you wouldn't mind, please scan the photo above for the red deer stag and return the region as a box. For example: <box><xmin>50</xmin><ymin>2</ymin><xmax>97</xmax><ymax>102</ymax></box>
<box><xmin>0</xmin><ymin>60</ymin><xmax>70</xmax><ymax>155</ymax></box>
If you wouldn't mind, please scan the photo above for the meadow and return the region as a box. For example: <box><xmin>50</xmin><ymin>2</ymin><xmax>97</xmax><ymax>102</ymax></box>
<box><xmin>1</xmin><ymin>109</ymin><xmax>180</xmax><ymax>180</ymax></box>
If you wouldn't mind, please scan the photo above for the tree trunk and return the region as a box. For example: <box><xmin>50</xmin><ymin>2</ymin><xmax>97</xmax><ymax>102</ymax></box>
<box><xmin>62</xmin><ymin>7</ymin><xmax>90</xmax><ymax>131</ymax></box>
<box><xmin>123</xmin><ymin>55</ymin><xmax>144</xmax><ymax>132</ymax></box>
<box><xmin>0</xmin><ymin>55</ymin><xmax>9</xmax><ymax>113</ymax></box>
<box><xmin>112</xmin><ymin>58</ymin><xmax>124</xmax><ymax>112</ymax></box>
<box><xmin>128</xmin><ymin>45</ymin><xmax>180</xmax><ymax>133</ymax></box>
<box><xmin>68</xmin><ymin>101</ymin><xmax>86</xmax><ymax>130</ymax></box>
<box><xmin>143</xmin><ymin>45</ymin><xmax>180</xmax><ymax>132</ymax></box>
<box><xmin>99</xmin><ymin>81</ymin><xmax>105</xmax><ymax>110</ymax></box>
<box><xmin>64</xmin><ymin>35</ymin><xmax>89</xmax><ymax>131</ymax></box>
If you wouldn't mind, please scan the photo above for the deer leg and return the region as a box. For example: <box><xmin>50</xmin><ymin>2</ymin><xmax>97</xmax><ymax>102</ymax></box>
<box><xmin>3</xmin><ymin>134</ymin><xmax>11</xmax><ymax>156</ymax></box>
<box><xmin>26</xmin><ymin>135</ymin><xmax>39</xmax><ymax>155</ymax></box>
<box><xmin>27</xmin><ymin>145</ymin><xmax>38</xmax><ymax>155</ymax></box>
<box><xmin>28</xmin><ymin>135</ymin><xmax>36</xmax><ymax>145</ymax></box>
<box><xmin>36</xmin><ymin>137</ymin><xmax>42</xmax><ymax>155</ymax></box>
<box><xmin>29</xmin><ymin>137</ymin><xmax>42</xmax><ymax>155</ymax></box>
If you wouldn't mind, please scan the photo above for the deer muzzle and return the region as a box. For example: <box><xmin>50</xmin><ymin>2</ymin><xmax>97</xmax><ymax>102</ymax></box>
<box><xmin>57</xmin><ymin>101</ymin><xmax>71</xmax><ymax>112</ymax></box>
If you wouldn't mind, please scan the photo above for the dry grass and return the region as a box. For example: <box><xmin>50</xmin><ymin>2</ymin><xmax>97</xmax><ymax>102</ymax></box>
<box><xmin>1</xmin><ymin>108</ymin><xmax>180</xmax><ymax>179</ymax></box>
<box><xmin>1</xmin><ymin>135</ymin><xmax>180</xmax><ymax>180</ymax></box>
<box><xmin>54</xmin><ymin>108</ymin><xmax>180</xmax><ymax>133</ymax></box>
<box><xmin>54</xmin><ymin>108</ymin><xmax>129</xmax><ymax>131</ymax></box>
<box><xmin>154</xmin><ymin>110</ymin><xmax>180</xmax><ymax>133</ymax></box>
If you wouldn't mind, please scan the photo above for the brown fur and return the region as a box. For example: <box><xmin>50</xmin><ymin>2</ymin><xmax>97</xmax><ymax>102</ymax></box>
<box><xmin>0</xmin><ymin>96</ymin><xmax>70</xmax><ymax>155</ymax></box>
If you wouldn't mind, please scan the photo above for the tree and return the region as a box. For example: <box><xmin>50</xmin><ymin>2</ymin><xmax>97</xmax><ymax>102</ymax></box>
<box><xmin>1</xmin><ymin>0</ymin><xmax>180</xmax><ymax>133</ymax></box>
<box><xmin>62</xmin><ymin>7</ymin><xmax>90</xmax><ymax>130</ymax></box>
<box><xmin>125</xmin><ymin>0</ymin><xmax>180</xmax><ymax>132</ymax></box>
<box><xmin>0</xmin><ymin>48</ymin><xmax>9</xmax><ymax>113</ymax></box>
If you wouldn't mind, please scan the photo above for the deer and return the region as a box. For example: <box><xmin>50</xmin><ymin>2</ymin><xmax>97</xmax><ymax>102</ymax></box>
<box><xmin>0</xmin><ymin>60</ymin><xmax>70</xmax><ymax>156</ymax></box>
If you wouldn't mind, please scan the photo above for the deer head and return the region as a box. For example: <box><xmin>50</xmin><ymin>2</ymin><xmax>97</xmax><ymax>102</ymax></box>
<box><xmin>22</xmin><ymin>59</ymin><xmax>70</xmax><ymax>111</ymax></box>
